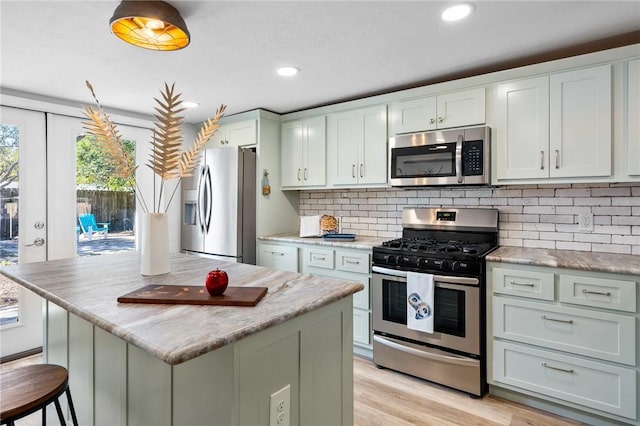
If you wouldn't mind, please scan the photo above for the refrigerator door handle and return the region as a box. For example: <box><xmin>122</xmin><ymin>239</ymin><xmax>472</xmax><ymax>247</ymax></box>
<box><xmin>197</xmin><ymin>165</ymin><xmax>206</xmax><ymax>233</ymax></box>
<box><xmin>204</xmin><ymin>165</ymin><xmax>213</xmax><ymax>233</ymax></box>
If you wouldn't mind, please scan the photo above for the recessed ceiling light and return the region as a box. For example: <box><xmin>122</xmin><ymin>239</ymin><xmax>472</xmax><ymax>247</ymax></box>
<box><xmin>277</xmin><ymin>66</ymin><xmax>300</xmax><ymax>77</ymax></box>
<box><xmin>183</xmin><ymin>101</ymin><xmax>199</xmax><ymax>108</ymax></box>
<box><xmin>441</xmin><ymin>3</ymin><xmax>474</xmax><ymax>22</ymax></box>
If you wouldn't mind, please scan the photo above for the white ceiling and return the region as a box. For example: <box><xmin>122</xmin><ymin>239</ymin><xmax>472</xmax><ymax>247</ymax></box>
<box><xmin>1</xmin><ymin>1</ymin><xmax>639</xmax><ymax>123</ymax></box>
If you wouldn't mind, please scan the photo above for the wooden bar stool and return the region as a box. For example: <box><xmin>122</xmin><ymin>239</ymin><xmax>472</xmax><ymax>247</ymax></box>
<box><xmin>0</xmin><ymin>364</ymin><xmax>79</xmax><ymax>426</ymax></box>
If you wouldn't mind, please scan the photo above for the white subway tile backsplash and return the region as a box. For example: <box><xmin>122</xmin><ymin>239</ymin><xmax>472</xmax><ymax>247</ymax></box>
<box><xmin>524</xmin><ymin>239</ymin><xmax>556</xmax><ymax>249</ymax></box>
<box><xmin>299</xmin><ymin>183</ymin><xmax>640</xmax><ymax>255</ymax></box>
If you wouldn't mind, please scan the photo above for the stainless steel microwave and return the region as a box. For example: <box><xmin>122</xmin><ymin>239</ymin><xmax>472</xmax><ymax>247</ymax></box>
<box><xmin>388</xmin><ymin>126</ymin><xmax>490</xmax><ymax>187</ymax></box>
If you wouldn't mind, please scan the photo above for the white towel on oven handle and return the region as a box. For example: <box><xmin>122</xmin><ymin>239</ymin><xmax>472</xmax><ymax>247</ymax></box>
<box><xmin>406</xmin><ymin>271</ymin><xmax>434</xmax><ymax>333</ymax></box>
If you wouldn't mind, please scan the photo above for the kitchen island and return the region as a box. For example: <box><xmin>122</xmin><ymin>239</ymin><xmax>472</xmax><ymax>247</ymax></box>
<box><xmin>1</xmin><ymin>252</ymin><xmax>363</xmax><ymax>426</ymax></box>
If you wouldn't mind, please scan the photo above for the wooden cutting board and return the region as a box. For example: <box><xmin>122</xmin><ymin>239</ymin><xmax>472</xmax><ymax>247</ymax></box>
<box><xmin>117</xmin><ymin>285</ymin><xmax>268</xmax><ymax>307</ymax></box>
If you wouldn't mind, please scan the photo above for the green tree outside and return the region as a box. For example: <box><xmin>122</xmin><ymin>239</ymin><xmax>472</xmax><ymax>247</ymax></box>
<box><xmin>76</xmin><ymin>135</ymin><xmax>136</xmax><ymax>191</ymax></box>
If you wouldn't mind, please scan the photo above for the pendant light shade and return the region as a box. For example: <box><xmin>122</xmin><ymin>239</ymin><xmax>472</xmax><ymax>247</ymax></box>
<box><xmin>110</xmin><ymin>1</ymin><xmax>190</xmax><ymax>51</ymax></box>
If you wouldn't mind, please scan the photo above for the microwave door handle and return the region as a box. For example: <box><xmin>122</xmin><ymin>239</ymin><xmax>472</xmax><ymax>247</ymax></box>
<box><xmin>455</xmin><ymin>135</ymin><xmax>463</xmax><ymax>183</ymax></box>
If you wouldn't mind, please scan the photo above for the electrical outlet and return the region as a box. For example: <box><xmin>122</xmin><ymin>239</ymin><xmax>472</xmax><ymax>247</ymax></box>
<box><xmin>269</xmin><ymin>384</ymin><xmax>291</xmax><ymax>426</ymax></box>
<box><xmin>578</xmin><ymin>213</ymin><xmax>594</xmax><ymax>232</ymax></box>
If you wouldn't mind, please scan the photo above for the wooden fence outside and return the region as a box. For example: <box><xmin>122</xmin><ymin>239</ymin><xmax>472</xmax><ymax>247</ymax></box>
<box><xmin>77</xmin><ymin>190</ymin><xmax>135</xmax><ymax>233</ymax></box>
<box><xmin>0</xmin><ymin>189</ymin><xmax>135</xmax><ymax>239</ymax></box>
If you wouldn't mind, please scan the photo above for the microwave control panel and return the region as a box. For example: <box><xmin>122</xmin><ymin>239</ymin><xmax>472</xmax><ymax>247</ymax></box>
<box><xmin>462</xmin><ymin>140</ymin><xmax>484</xmax><ymax>176</ymax></box>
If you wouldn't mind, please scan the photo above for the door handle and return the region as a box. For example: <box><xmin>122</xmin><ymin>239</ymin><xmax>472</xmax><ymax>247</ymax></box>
<box><xmin>352</xmin><ymin>164</ymin><xmax>356</xmax><ymax>178</ymax></box>
<box><xmin>554</xmin><ymin>149</ymin><xmax>560</xmax><ymax>169</ymax></box>
<box><xmin>197</xmin><ymin>166</ymin><xmax>206</xmax><ymax>233</ymax></box>
<box><xmin>360</xmin><ymin>164</ymin><xmax>364</xmax><ymax>178</ymax></box>
<box><xmin>540</xmin><ymin>151</ymin><xmax>545</xmax><ymax>170</ymax></box>
<box><xmin>26</xmin><ymin>238</ymin><xmax>45</xmax><ymax>247</ymax></box>
<box><xmin>455</xmin><ymin>135</ymin><xmax>463</xmax><ymax>183</ymax></box>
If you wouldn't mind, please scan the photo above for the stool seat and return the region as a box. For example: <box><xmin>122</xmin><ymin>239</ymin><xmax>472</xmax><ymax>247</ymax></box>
<box><xmin>0</xmin><ymin>364</ymin><xmax>78</xmax><ymax>425</ymax></box>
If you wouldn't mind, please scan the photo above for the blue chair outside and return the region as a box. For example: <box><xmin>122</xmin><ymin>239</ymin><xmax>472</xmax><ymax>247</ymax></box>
<box><xmin>78</xmin><ymin>213</ymin><xmax>109</xmax><ymax>240</ymax></box>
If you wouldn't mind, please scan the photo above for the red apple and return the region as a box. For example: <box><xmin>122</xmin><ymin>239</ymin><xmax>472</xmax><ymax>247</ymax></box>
<box><xmin>205</xmin><ymin>269</ymin><xmax>228</xmax><ymax>296</ymax></box>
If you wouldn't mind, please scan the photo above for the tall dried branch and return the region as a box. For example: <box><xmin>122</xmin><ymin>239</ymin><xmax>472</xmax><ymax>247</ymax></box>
<box><xmin>83</xmin><ymin>81</ymin><xmax>226</xmax><ymax>213</ymax></box>
<box><xmin>82</xmin><ymin>81</ymin><xmax>137</xmax><ymax>179</ymax></box>
<box><xmin>147</xmin><ymin>83</ymin><xmax>185</xmax><ymax>180</ymax></box>
<box><xmin>177</xmin><ymin>104</ymin><xmax>227</xmax><ymax>178</ymax></box>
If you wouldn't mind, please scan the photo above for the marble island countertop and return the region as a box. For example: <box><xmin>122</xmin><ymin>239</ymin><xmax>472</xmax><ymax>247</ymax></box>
<box><xmin>487</xmin><ymin>246</ymin><xmax>640</xmax><ymax>276</ymax></box>
<box><xmin>0</xmin><ymin>252</ymin><xmax>363</xmax><ymax>365</ymax></box>
<box><xmin>259</xmin><ymin>232</ymin><xmax>387</xmax><ymax>250</ymax></box>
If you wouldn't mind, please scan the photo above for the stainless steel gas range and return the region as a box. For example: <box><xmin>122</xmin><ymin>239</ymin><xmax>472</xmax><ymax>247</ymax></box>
<box><xmin>371</xmin><ymin>207</ymin><xmax>498</xmax><ymax>397</ymax></box>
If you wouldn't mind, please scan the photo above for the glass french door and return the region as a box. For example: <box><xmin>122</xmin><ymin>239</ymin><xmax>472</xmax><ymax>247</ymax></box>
<box><xmin>0</xmin><ymin>106</ymin><xmax>46</xmax><ymax>358</ymax></box>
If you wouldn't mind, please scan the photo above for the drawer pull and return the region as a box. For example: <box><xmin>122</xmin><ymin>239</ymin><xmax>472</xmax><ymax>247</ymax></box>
<box><xmin>541</xmin><ymin>362</ymin><xmax>574</xmax><ymax>374</ymax></box>
<box><xmin>541</xmin><ymin>315</ymin><xmax>573</xmax><ymax>324</ymax></box>
<box><xmin>312</xmin><ymin>256</ymin><xmax>326</xmax><ymax>261</ymax></box>
<box><xmin>581</xmin><ymin>289</ymin><xmax>611</xmax><ymax>296</ymax></box>
<box><xmin>271</xmin><ymin>252</ymin><xmax>285</xmax><ymax>256</ymax></box>
<box><xmin>510</xmin><ymin>280</ymin><xmax>535</xmax><ymax>287</ymax></box>
<box><xmin>345</xmin><ymin>260</ymin><xmax>360</xmax><ymax>264</ymax></box>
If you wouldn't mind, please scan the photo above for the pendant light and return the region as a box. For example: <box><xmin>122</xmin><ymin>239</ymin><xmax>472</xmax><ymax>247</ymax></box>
<box><xmin>110</xmin><ymin>1</ymin><xmax>190</xmax><ymax>51</ymax></box>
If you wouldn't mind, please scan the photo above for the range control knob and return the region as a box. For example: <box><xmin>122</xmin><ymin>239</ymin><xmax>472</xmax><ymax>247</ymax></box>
<box><xmin>384</xmin><ymin>255</ymin><xmax>399</xmax><ymax>265</ymax></box>
<box><xmin>434</xmin><ymin>259</ymin><xmax>449</xmax><ymax>270</ymax></box>
<box><xmin>452</xmin><ymin>261</ymin><xmax>469</xmax><ymax>272</ymax></box>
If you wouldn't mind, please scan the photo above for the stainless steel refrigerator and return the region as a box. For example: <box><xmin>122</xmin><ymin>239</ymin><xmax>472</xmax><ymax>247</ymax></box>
<box><xmin>181</xmin><ymin>147</ymin><xmax>256</xmax><ymax>264</ymax></box>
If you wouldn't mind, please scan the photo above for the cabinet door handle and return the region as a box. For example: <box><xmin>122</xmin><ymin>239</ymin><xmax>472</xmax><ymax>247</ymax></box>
<box><xmin>312</xmin><ymin>255</ymin><xmax>326</xmax><ymax>261</ymax></box>
<box><xmin>271</xmin><ymin>252</ymin><xmax>284</xmax><ymax>256</ymax></box>
<box><xmin>360</xmin><ymin>164</ymin><xmax>364</xmax><ymax>178</ymax></box>
<box><xmin>429</xmin><ymin>118</ymin><xmax>435</xmax><ymax>124</ymax></box>
<box><xmin>541</xmin><ymin>362</ymin><xmax>574</xmax><ymax>374</ymax></box>
<box><xmin>554</xmin><ymin>149</ymin><xmax>560</xmax><ymax>169</ymax></box>
<box><xmin>352</xmin><ymin>164</ymin><xmax>356</xmax><ymax>178</ymax></box>
<box><xmin>297</xmin><ymin>169</ymin><xmax>301</xmax><ymax>181</ymax></box>
<box><xmin>510</xmin><ymin>280</ymin><xmax>534</xmax><ymax>287</ymax></box>
<box><xmin>541</xmin><ymin>315</ymin><xmax>573</xmax><ymax>324</ymax></box>
<box><xmin>345</xmin><ymin>259</ymin><xmax>360</xmax><ymax>265</ymax></box>
<box><xmin>581</xmin><ymin>289</ymin><xmax>611</xmax><ymax>296</ymax></box>
<box><xmin>304</xmin><ymin>168</ymin><xmax>308</xmax><ymax>180</ymax></box>
<box><xmin>540</xmin><ymin>151</ymin><xmax>545</xmax><ymax>170</ymax></box>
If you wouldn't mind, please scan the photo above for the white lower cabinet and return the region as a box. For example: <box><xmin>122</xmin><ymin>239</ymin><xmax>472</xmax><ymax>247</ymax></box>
<box><xmin>258</xmin><ymin>243</ymin><xmax>298</xmax><ymax>272</ymax></box>
<box><xmin>301</xmin><ymin>246</ymin><xmax>373</xmax><ymax>356</ymax></box>
<box><xmin>258</xmin><ymin>240</ymin><xmax>373</xmax><ymax>357</ymax></box>
<box><xmin>493</xmin><ymin>341</ymin><xmax>636</xmax><ymax>420</ymax></box>
<box><xmin>488</xmin><ymin>262</ymin><xmax>639</xmax><ymax>424</ymax></box>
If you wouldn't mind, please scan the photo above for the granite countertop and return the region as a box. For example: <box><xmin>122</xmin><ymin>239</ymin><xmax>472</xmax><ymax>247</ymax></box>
<box><xmin>487</xmin><ymin>246</ymin><xmax>640</xmax><ymax>276</ymax></box>
<box><xmin>259</xmin><ymin>232</ymin><xmax>387</xmax><ymax>250</ymax></box>
<box><xmin>0</xmin><ymin>252</ymin><xmax>363</xmax><ymax>365</ymax></box>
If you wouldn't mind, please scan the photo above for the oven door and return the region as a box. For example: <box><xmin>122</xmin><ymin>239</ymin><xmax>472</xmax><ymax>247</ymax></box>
<box><xmin>372</xmin><ymin>266</ymin><xmax>480</xmax><ymax>356</ymax></box>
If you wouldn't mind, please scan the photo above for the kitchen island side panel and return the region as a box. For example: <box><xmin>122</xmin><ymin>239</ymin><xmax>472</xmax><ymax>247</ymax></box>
<box><xmin>46</xmin><ymin>296</ymin><xmax>355</xmax><ymax>425</ymax></box>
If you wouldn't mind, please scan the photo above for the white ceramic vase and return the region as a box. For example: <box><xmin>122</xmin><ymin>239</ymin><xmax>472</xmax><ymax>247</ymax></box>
<box><xmin>140</xmin><ymin>213</ymin><xmax>170</xmax><ymax>276</ymax></box>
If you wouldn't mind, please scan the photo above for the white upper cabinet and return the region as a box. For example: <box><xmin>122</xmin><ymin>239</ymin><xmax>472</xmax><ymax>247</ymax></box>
<box><xmin>390</xmin><ymin>87</ymin><xmax>485</xmax><ymax>134</ymax></box>
<box><xmin>495</xmin><ymin>77</ymin><xmax>550</xmax><ymax>180</ymax></box>
<box><xmin>627</xmin><ymin>58</ymin><xmax>640</xmax><ymax>176</ymax></box>
<box><xmin>281</xmin><ymin>116</ymin><xmax>326</xmax><ymax>188</ymax></box>
<box><xmin>495</xmin><ymin>65</ymin><xmax>612</xmax><ymax>182</ymax></box>
<box><xmin>328</xmin><ymin>104</ymin><xmax>388</xmax><ymax>186</ymax></box>
<box><xmin>210</xmin><ymin>119</ymin><xmax>257</xmax><ymax>148</ymax></box>
<box><xmin>549</xmin><ymin>65</ymin><xmax>611</xmax><ymax>178</ymax></box>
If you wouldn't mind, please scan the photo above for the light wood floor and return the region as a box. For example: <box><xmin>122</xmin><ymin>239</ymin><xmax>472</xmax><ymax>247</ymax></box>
<box><xmin>3</xmin><ymin>354</ymin><xmax>585</xmax><ymax>425</ymax></box>
<box><xmin>353</xmin><ymin>356</ymin><xmax>584</xmax><ymax>426</ymax></box>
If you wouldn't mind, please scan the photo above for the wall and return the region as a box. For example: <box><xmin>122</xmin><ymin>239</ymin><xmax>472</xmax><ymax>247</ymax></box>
<box><xmin>299</xmin><ymin>183</ymin><xmax>640</xmax><ymax>255</ymax></box>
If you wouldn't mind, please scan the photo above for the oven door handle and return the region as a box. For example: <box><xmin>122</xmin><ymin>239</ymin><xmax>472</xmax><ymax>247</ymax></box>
<box><xmin>374</xmin><ymin>335</ymin><xmax>479</xmax><ymax>367</ymax></box>
<box><xmin>455</xmin><ymin>134</ymin><xmax>464</xmax><ymax>183</ymax></box>
<box><xmin>372</xmin><ymin>266</ymin><xmax>479</xmax><ymax>286</ymax></box>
